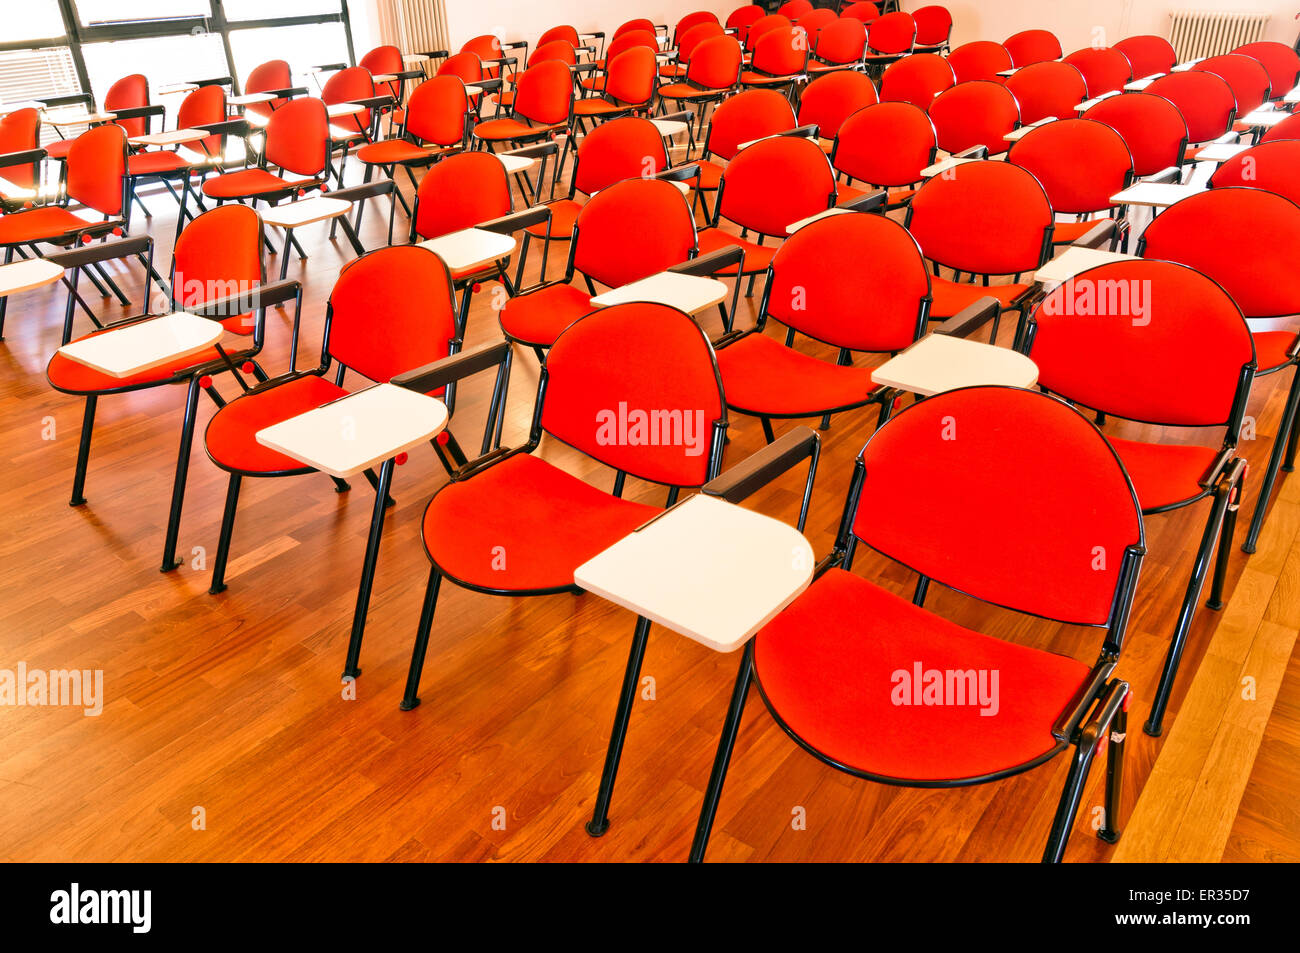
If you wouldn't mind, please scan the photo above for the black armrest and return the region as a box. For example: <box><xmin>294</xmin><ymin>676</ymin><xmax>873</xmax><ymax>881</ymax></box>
<box><xmin>476</xmin><ymin>205</ymin><xmax>550</xmax><ymax>235</ymax></box>
<box><xmin>0</xmin><ymin>148</ymin><xmax>46</xmax><ymax>169</ymax></box>
<box><xmin>46</xmin><ymin>235</ymin><xmax>152</xmax><ymax>270</ymax></box>
<box><xmin>393</xmin><ymin>339</ymin><xmax>511</xmax><ymax>394</ymax></box>
<box><xmin>704</xmin><ymin>426</ymin><xmax>820</xmax><ymax>504</ymax></box>
<box><xmin>349</xmin><ymin>94</ymin><xmax>396</xmax><ymax>110</ymax></box>
<box><xmin>1146</xmin><ymin>165</ymin><xmax>1181</xmax><ymax>185</ymax></box>
<box><xmin>1073</xmin><ymin>219</ymin><xmax>1118</xmax><ymax>249</ymax></box>
<box><xmin>502</xmin><ymin>141</ymin><xmax>558</xmax><ymax>159</ymax></box>
<box><xmin>953</xmin><ymin>144</ymin><xmax>989</xmax><ymax>160</ymax></box>
<box><xmin>840</xmin><ymin>188</ymin><xmax>887</xmax><ymax>213</ymax></box>
<box><xmin>672</xmin><ymin>245</ymin><xmax>744</xmax><ymax>276</ymax></box>
<box><xmin>195</xmin><ymin>119</ymin><xmax>250</xmax><ymax>137</ymax></box>
<box><xmin>190</xmin><ymin>76</ymin><xmax>233</xmax><ymax>88</ymax></box>
<box><xmin>328</xmin><ymin>180</ymin><xmax>394</xmax><ymax>203</ymax></box>
<box><xmin>657</xmin><ymin>163</ymin><xmax>700</xmax><ymax>183</ymax></box>
<box><xmin>934</xmin><ymin>296</ymin><xmax>1001</xmax><ymax>338</ymax></box>
<box><xmin>183</xmin><ymin>278</ymin><xmax>301</xmax><ymax>318</ymax></box>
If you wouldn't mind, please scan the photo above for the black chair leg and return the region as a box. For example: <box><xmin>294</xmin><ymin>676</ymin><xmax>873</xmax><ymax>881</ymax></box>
<box><xmin>69</xmin><ymin>395</ymin><xmax>97</xmax><ymax>506</ymax></box>
<box><xmin>688</xmin><ymin>643</ymin><xmax>755</xmax><ymax>863</ymax></box>
<box><xmin>400</xmin><ymin>564</ymin><xmax>443</xmax><ymax>710</ymax></box>
<box><xmin>586</xmin><ymin>614</ymin><xmax>653</xmax><ymax>837</ymax></box>
<box><xmin>208</xmin><ymin>473</ymin><xmax>243</xmax><ymax>594</ymax></box>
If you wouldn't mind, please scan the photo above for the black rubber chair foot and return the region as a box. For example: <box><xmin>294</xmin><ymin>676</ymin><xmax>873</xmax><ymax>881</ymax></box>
<box><xmin>1143</xmin><ymin>719</ymin><xmax>1163</xmax><ymax>737</ymax></box>
<box><xmin>585</xmin><ymin>818</ymin><xmax>610</xmax><ymax>837</ymax></box>
<box><xmin>1097</xmin><ymin>829</ymin><xmax>1121</xmax><ymax>844</ymax></box>
<box><xmin>399</xmin><ymin>696</ymin><xmax>420</xmax><ymax>712</ymax></box>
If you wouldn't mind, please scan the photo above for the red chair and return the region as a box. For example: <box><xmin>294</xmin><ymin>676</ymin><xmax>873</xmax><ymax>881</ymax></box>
<box><xmin>1006</xmin><ymin>61</ymin><xmax>1088</xmax><ymax>124</ymax></box>
<box><xmin>1193</xmin><ymin>53</ymin><xmax>1271</xmax><ymax>117</ymax></box>
<box><xmin>1062</xmin><ymin>47</ymin><xmax>1133</xmax><ymax>98</ymax></box>
<box><xmin>1114</xmin><ymin>35</ymin><xmax>1176</xmax><ymax>79</ymax></box>
<box><xmin>698</xmin><ymin>135</ymin><xmax>838</xmax><ymax>296</ymax></box>
<box><xmin>879</xmin><ymin>53</ymin><xmax>955</xmax><ymax>110</ymax></box>
<box><xmin>399</xmin><ymin>301</ymin><xmax>729</xmax><ymax>714</ymax></box>
<box><xmin>242</xmin><ymin>60</ymin><xmax>295</xmax><ymax>127</ymax></box>
<box><xmin>1024</xmin><ymin>258</ymin><xmax>1255</xmax><ymax>736</ymax></box>
<box><xmin>1210</xmin><ymin>139</ymin><xmax>1300</xmax><ymax>216</ymax></box>
<box><xmin>1085</xmin><ymin>91</ymin><xmax>1188</xmax><ymax>176</ymax></box>
<box><xmin>1139</xmin><ymin>187</ymin><xmax>1300</xmax><ymax>555</ymax></box>
<box><xmin>741</xmin><ymin>25</ymin><xmax>810</xmax><ymax>93</ymax></box>
<box><xmin>862</xmin><ymin>11</ymin><xmax>916</xmax><ymax>70</ymax></box>
<box><xmin>948</xmin><ymin>41</ymin><xmax>1013</xmax><ymax>84</ymax></box>
<box><xmin>831</xmin><ymin>101</ymin><xmax>936</xmax><ymax>209</ymax></box>
<box><xmin>692</xmin><ymin>88</ymin><xmax>797</xmax><ymax>215</ymax></box>
<box><xmin>1146</xmin><ymin>71</ymin><xmax>1237</xmax><ymax>150</ymax></box>
<box><xmin>912</xmin><ymin>5</ymin><xmax>953</xmax><ymax>54</ymax></box>
<box><xmin>1004</xmin><ymin>29</ymin><xmax>1063</xmax><ymax>67</ymax></box>
<box><xmin>929</xmin><ymin>81</ymin><xmax>1020</xmax><ymax>155</ymax></box>
<box><xmin>473</xmin><ymin>60</ymin><xmax>573</xmax><ymax>150</ymax></box>
<box><xmin>658</xmin><ymin>35</ymin><xmax>744</xmax><ymax>113</ymax></box>
<box><xmin>798</xmin><ymin>70</ymin><xmax>878</xmax><ymax>144</ymax></box>
<box><xmin>1009</xmin><ymin>118</ymin><xmax>1134</xmax><ymax>245</ymax></box>
<box><xmin>526</xmin><ymin>115</ymin><xmax>671</xmax><ymax>254</ymax></box>
<box><xmin>686</xmin><ymin>385</ymin><xmax>1145</xmax><ymax>863</ymax></box>
<box><xmin>714</xmin><ymin>211</ymin><xmax>929</xmax><ymax>441</ymax></box>
<box><xmin>202</xmin><ymin>244</ymin><xmax>472</xmax><ymax>603</ymax></box>
<box><xmin>46</xmin><ymin>203</ymin><xmax>293</xmax><ymax>572</ymax></box>
<box><xmin>841</xmin><ymin>2</ymin><xmax>880</xmax><ymax>23</ymax></box>
<box><xmin>725</xmin><ymin>6</ymin><xmax>766</xmax><ymax>46</ymax></box>
<box><xmin>905</xmin><ymin>160</ymin><xmax>1053</xmax><ymax>335</ymax></box>
<box><xmin>1233</xmin><ymin>41</ymin><xmax>1300</xmax><ymax>98</ymax></box>
<box><xmin>498</xmin><ymin>177</ymin><xmax>698</xmax><ymax>350</ymax></box>
<box><xmin>807</xmin><ymin>17</ymin><xmax>868</xmax><ymax>73</ymax></box>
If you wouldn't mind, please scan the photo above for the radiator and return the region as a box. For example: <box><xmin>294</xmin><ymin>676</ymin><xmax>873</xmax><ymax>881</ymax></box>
<box><xmin>376</xmin><ymin>0</ymin><xmax>450</xmax><ymax>56</ymax></box>
<box><xmin>1168</xmin><ymin>10</ymin><xmax>1270</xmax><ymax>61</ymax></box>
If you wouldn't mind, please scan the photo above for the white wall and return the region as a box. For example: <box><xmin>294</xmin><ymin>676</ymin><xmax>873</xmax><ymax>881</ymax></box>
<box><xmin>918</xmin><ymin>0</ymin><xmax>1300</xmax><ymax>53</ymax></box>
<box><xmin>440</xmin><ymin>0</ymin><xmax>737</xmax><ymax>51</ymax></box>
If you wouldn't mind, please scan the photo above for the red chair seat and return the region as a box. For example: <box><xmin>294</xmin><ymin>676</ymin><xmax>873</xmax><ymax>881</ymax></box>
<box><xmin>525</xmin><ymin>198</ymin><xmax>582</xmax><ymax>238</ymax></box>
<box><xmin>202</xmin><ymin>168</ymin><xmax>313</xmax><ymax>199</ymax></box>
<box><xmin>0</xmin><ymin>206</ymin><xmax>96</xmax><ymax>245</ymax></box>
<box><xmin>498</xmin><ymin>282</ymin><xmax>595</xmax><ymax>346</ymax></box>
<box><xmin>474</xmin><ymin>117</ymin><xmax>559</xmax><ymax>141</ymax></box>
<box><xmin>205</xmin><ymin>374</ymin><xmax>348</xmax><ymax>474</ymax></box>
<box><xmin>929</xmin><ymin>276</ymin><xmax>1029</xmax><ymax>319</ymax></box>
<box><xmin>128</xmin><ymin>150</ymin><xmax>190</xmax><ymax>175</ymax></box>
<box><xmin>754</xmin><ymin>567</ymin><xmax>1090</xmax><ymax>781</ymax></box>
<box><xmin>421</xmin><ymin>452</ymin><xmax>658</xmax><ymax>591</ymax></box>
<box><xmin>695</xmin><ymin>226</ymin><xmax>777</xmax><ymax>274</ymax></box>
<box><xmin>47</xmin><ymin>329</ymin><xmax>222</xmax><ymax>395</ymax></box>
<box><xmin>356</xmin><ymin>138</ymin><xmax>435</xmax><ymax>165</ymax></box>
<box><xmin>716</xmin><ymin>332</ymin><xmax>880</xmax><ymax>416</ymax></box>
<box><xmin>658</xmin><ymin>83</ymin><xmax>723</xmax><ymax>100</ymax></box>
<box><xmin>43</xmin><ymin>138</ymin><xmax>74</xmax><ymax>160</ymax></box>
<box><xmin>1253</xmin><ymin>330</ymin><xmax>1298</xmax><ymax>371</ymax></box>
<box><xmin>1109</xmin><ymin>437</ymin><xmax>1219</xmax><ymax>510</ymax></box>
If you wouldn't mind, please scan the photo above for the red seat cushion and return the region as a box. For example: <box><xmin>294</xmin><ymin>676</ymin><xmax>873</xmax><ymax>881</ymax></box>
<box><xmin>497</xmin><ymin>282</ymin><xmax>594</xmax><ymax>347</ymax></box>
<box><xmin>474</xmin><ymin>117</ymin><xmax>558</xmax><ymax>141</ymax></box>
<box><xmin>422</xmin><ymin>452</ymin><xmax>658</xmax><ymax>591</ymax></box>
<box><xmin>716</xmin><ymin>332</ymin><xmax>880</xmax><ymax>416</ymax></box>
<box><xmin>1253</xmin><ymin>330</ymin><xmax>1298</xmax><ymax>372</ymax></box>
<box><xmin>929</xmin><ymin>276</ymin><xmax>1029</xmax><ymax>319</ymax></box>
<box><xmin>47</xmin><ymin>329</ymin><xmax>222</xmax><ymax>395</ymax></box>
<box><xmin>128</xmin><ymin>150</ymin><xmax>190</xmax><ymax>175</ymax></box>
<box><xmin>754</xmin><ymin>568</ymin><xmax>1089</xmax><ymax>781</ymax></box>
<box><xmin>356</xmin><ymin>138</ymin><xmax>435</xmax><ymax>164</ymax></box>
<box><xmin>0</xmin><ymin>206</ymin><xmax>96</xmax><ymax>244</ymax></box>
<box><xmin>525</xmin><ymin>198</ymin><xmax>582</xmax><ymax>238</ymax></box>
<box><xmin>205</xmin><ymin>374</ymin><xmax>348</xmax><ymax>474</ymax></box>
<box><xmin>1108</xmin><ymin>437</ymin><xmax>1218</xmax><ymax>510</ymax></box>
<box><xmin>695</xmin><ymin>227</ymin><xmax>777</xmax><ymax>274</ymax></box>
<box><xmin>202</xmin><ymin>168</ymin><xmax>311</xmax><ymax>199</ymax></box>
